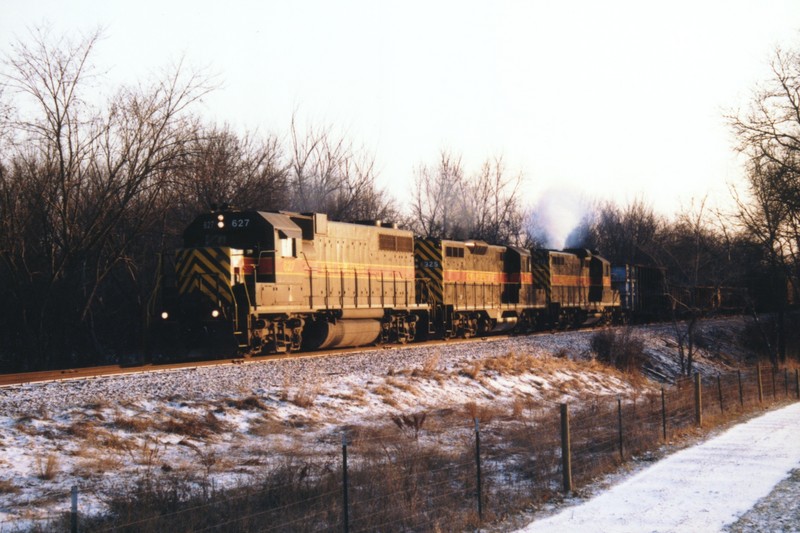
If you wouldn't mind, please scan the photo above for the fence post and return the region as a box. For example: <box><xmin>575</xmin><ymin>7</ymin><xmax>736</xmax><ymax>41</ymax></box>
<box><xmin>785</xmin><ymin>369</ymin><xmax>789</xmax><ymax>398</ymax></box>
<box><xmin>796</xmin><ymin>369</ymin><xmax>799</xmax><ymax>400</ymax></box>
<box><xmin>737</xmin><ymin>369</ymin><xmax>744</xmax><ymax>408</ymax></box>
<box><xmin>694</xmin><ymin>373</ymin><xmax>702</xmax><ymax>427</ymax></box>
<box><xmin>560</xmin><ymin>403</ymin><xmax>573</xmax><ymax>493</ymax></box>
<box><xmin>772</xmin><ymin>367</ymin><xmax>777</xmax><ymax>400</ymax></box>
<box><xmin>757</xmin><ymin>365</ymin><xmax>763</xmax><ymax>404</ymax></box>
<box><xmin>617</xmin><ymin>397</ymin><xmax>624</xmax><ymax>462</ymax></box>
<box><xmin>661</xmin><ymin>387</ymin><xmax>667</xmax><ymax>441</ymax></box>
<box><xmin>71</xmin><ymin>485</ymin><xmax>78</xmax><ymax>533</ymax></box>
<box><xmin>474</xmin><ymin>418</ymin><xmax>483</xmax><ymax>521</ymax></box>
<box><xmin>342</xmin><ymin>432</ymin><xmax>349</xmax><ymax>533</ymax></box>
<box><xmin>717</xmin><ymin>375</ymin><xmax>724</xmax><ymax>413</ymax></box>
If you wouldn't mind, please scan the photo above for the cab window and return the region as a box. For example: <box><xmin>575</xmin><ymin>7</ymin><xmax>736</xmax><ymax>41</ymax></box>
<box><xmin>280</xmin><ymin>238</ymin><xmax>296</xmax><ymax>258</ymax></box>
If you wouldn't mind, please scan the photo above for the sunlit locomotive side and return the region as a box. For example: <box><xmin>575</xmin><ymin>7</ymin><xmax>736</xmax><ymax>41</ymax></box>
<box><xmin>156</xmin><ymin>209</ymin><xmax>421</xmax><ymax>356</ymax></box>
<box><xmin>531</xmin><ymin>249</ymin><xmax>619</xmax><ymax>327</ymax></box>
<box><xmin>414</xmin><ymin>238</ymin><xmax>524</xmax><ymax>338</ymax></box>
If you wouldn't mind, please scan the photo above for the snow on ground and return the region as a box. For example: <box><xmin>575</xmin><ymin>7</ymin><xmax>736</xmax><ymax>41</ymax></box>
<box><xmin>515</xmin><ymin>401</ymin><xmax>800</xmax><ymax>533</ymax></box>
<box><xmin>0</xmin><ymin>317</ymin><xmax>782</xmax><ymax>529</ymax></box>
<box><xmin>726</xmin><ymin>468</ymin><xmax>800</xmax><ymax>532</ymax></box>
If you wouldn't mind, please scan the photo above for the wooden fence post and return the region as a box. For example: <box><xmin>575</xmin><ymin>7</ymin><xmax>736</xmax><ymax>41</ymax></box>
<box><xmin>560</xmin><ymin>403</ymin><xmax>572</xmax><ymax>493</ymax></box>
<box><xmin>661</xmin><ymin>387</ymin><xmax>667</xmax><ymax>441</ymax></box>
<box><xmin>694</xmin><ymin>373</ymin><xmax>702</xmax><ymax>427</ymax></box>
<box><xmin>737</xmin><ymin>369</ymin><xmax>744</xmax><ymax>408</ymax></box>
<box><xmin>772</xmin><ymin>367</ymin><xmax>777</xmax><ymax>400</ymax></box>
<box><xmin>617</xmin><ymin>397</ymin><xmax>624</xmax><ymax>462</ymax></box>
<box><xmin>796</xmin><ymin>369</ymin><xmax>800</xmax><ymax>400</ymax></box>
<box><xmin>757</xmin><ymin>365</ymin><xmax>764</xmax><ymax>404</ymax></box>
<box><xmin>342</xmin><ymin>432</ymin><xmax>349</xmax><ymax>533</ymax></box>
<box><xmin>71</xmin><ymin>485</ymin><xmax>78</xmax><ymax>533</ymax></box>
<box><xmin>474</xmin><ymin>418</ymin><xmax>483</xmax><ymax>521</ymax></box>
<box><xmin>785</xmin><ymin>369</ymin><xmax>789</xmax><ymax>398</ymax></box>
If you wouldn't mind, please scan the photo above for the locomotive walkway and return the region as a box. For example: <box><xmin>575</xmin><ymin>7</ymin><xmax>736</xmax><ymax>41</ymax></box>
<box><xmin>516</xmin><ymin>401</ymin><xmax>800</xmax><ymax>532</ymax></box>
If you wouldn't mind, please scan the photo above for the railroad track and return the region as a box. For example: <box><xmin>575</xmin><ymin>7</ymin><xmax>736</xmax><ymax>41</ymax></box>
<box><xmin>0</xmin><ymin>334</ymin><xmax>525</xmax><ymax>387</ymax></box>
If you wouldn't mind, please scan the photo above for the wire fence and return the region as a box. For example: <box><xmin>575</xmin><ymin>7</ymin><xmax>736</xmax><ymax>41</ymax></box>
<box><xmin>17</xmin><ymin>366</ymin><xmax>800</xmax><ymax>532</ymax></box>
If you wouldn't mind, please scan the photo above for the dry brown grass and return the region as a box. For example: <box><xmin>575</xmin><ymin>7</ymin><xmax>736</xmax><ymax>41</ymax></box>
<box><xmin>462</xmin><ymin>401</ymin><xmax>499</xmax><ymax>424</ymax></box>
<box><xmin>58</xmin><ymin>419</ymin><xmax>100</xmax><ymax>441</ymax></box>
<box><xmin>128</xmin><ymin>436</ymin><xmax>164</xmax><ymax>467</ymax></box>
<box><xmin>34</xmin><ymin>452</ymin><xmax>60</xmax><ymax>480</ymax></box>
<box><xmin>225</xmin><ymin>395</ymin><xmax>267</xmax><ymax>410</ymax></box>
<box><xmin>373</xmin><ymin>383</ymin><xmax>399</xmax><ymax>407</ymax></box>
<box><xmin>0</xmin><ymin>478</ymin><xmax>19</xmax><ymax>494</ymax></box>
<box><xmin>248</xmin><ymin>414</ymin><xmax>285</xmax><ymax>437</ymax></box>
<box><xmin>384</xmin><ymin>376</ymin><xmax>419</xmax><ymax>394</ymax></box>
<box><xmin>411</xmin><ymin>352</ymin><xmax>445</xmax><ymax>381</ymax></box>
<box><xmin>159</xmin><ymin>410</ymin><xmax>231</xmax><ymax>438</ymax></box>
<box><xmin>482</xmin><ymin>351</ymin><xmax>538</xmax><ymax>375</ymax></box>
<box><xmin>390</xmin><ymin>411</ymin><xmax>428</xmax><ymax>440</ymax></box>
<box><xmin>74</xmin><ymin>451</ymin><xmax>126</xmax><ymax>478</ymax></box>
<box><xmin>289</xmin><ymin>388</ymin><xmax>317</xmax><ymax>408</ymax></box>
<box><xmin>460</xmin><ymin>360</ymin><xmax>483</xmax><ymax>379</ymax></box>
<box><xmin>330</xmin><ymin>389</ymin><xmax>368</xmax><ymax>405</ymax></box>
<box><xmin>112</xmin><ymin>414</ymin><xmax>155</xmax><ymax>433</ymax></box>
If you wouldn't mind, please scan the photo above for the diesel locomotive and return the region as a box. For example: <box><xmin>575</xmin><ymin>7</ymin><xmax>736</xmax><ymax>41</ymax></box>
<box><xmin>153</xmin><ymin>208</ymin><xmax>646</xmax><ymax>357</ymax></box>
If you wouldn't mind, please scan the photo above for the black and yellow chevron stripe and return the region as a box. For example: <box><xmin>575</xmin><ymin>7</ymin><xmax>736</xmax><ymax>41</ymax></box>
<box><xmin>415</xmin><ymin>238</ymin><xmax>443</xmax><ymax>304</ymax></box>
<box><xmin>176</xmin><ymin>247</ymin><xmax>233</xmax><ymax>305</ymax></box>
<box><xmin>532</xmin><ymin>261</ymin><xmax>551</xmax><ymax>300</ymax></box>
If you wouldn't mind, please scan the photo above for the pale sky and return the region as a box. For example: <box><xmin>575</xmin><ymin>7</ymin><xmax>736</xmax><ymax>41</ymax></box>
<box><xmin>2</xmin><ymin>0</ymin><xmax>799</xmax><ymax>244</ymax></box>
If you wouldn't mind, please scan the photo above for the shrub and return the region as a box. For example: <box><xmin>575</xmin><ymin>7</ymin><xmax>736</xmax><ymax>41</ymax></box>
<box><xmin>591</xmin><ymin>328</ymin><xmax>646</xmax><ymax>373</ymax></box>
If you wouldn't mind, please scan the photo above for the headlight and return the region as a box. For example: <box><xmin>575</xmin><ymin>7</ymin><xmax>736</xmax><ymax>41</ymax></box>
<box><xmin>211</xmin><ymin>309</ymin><xmax>221</xmax><ymax>319</ymax></box>
<box><xmin>160</xmin><ymin>311</ymin><xmax>169</xmax><ymax>320</ymax></box>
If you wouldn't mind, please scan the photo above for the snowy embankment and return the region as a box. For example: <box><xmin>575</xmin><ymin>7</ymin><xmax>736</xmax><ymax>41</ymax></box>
<box><xmin>515</xmin><ymin>401</ymin><xmax>800</xmax><ymax>533</ymax></box>
<box><xmin>0</xmin><ymin>317</ymin><xmax>777</xmax><ymax>528</ymax></box>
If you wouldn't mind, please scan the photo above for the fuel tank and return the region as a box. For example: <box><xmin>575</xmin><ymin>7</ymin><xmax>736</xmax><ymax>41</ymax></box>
<box><xmin>304</xmin><ymin>319</ymin><xmax>382</xmax><ymax>350</ymax></box>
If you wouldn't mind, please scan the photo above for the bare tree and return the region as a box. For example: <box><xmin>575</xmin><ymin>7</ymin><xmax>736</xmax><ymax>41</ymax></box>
<box><xmin>289</xmin><ymin>115</ymin><xmax>397</xmax><ymax>222</ymax></box>
<box><xmin>728</xmin><ymin>45</ymin><xmax>800</xmax><ymax>366</ymax></box>
<box><xmin>170</xmin><ymin>125</ymin><xmax>289</xmax><ymax>219</ymax></box>
<box><xmin>657</xmin><ymin>199</ymin><xmax>742</xmax><ymax>375</ymax></box>
<box><xmin>569</xmin><ymin>198</ymin><xmax>662</xmax><ymax>264</ymax></box>
<box><xmin>0</xmin><ymin>26</ymin><xmax>210</xmax><ymax>368</ymax></box>
<box><xmin>459</xmin><ymin>156</ymin><xmax>526</xmax><ymax>244</ymax></box>
<box><xmin>409</xmin><ymin>150</ymin><xmax>466</xmax><ymax>238</ymax></box>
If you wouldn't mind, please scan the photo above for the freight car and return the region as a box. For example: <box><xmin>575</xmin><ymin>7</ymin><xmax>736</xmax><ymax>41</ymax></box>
<box><xmin>154</xmin><ymin>208</ymin><xmax>627</xmax><ymax>357</ymax></box>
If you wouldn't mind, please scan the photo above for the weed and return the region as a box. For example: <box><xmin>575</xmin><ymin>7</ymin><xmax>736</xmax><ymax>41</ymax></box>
<box><xmin>0</xmin><ymin>478</ymin><xmax>19</xmax><ymax>494</ymax></box>
<box><xmin>290</xmin><ymin>388</ymin><xmax>317</xmax><ymax>408</ymax></box>
<box><xmin>113</xmin><ymin>414</ymin><xmax>154</xmax><ymax>433</ymax></box>
<box><xmin>34</xmin><ymin>453</ymin><xmax>60</xmax><ymax>480</ymax></box>
<box><xmin>385</xmin><ymin>376</ymin><xmax>418</xmax><ymax>394</ymax></box>
<box><xmin>460</xmin><ymin>360</ymin><xmax>483</xmax><ymax>379</ymax></box>
<box><xmin>412</xmin><ymin>352</ymin><xmax>443</xmax><ymax>380</ymax></box>
<box><xmin>391</xmin><ymin>411</ymin><xmax>428</xmax><ymax>440</ymax></box>
<box><xmin>159</xmin><ymin>410</ymin><xmax>230</xmax><ymax>438</ymax></box>
<box><xmin>226</xmin><ymin>395</ymin><xmax>267</xmax><ymax>410</ymax></box>
<box><xmin>591</xmin><ymin>328</ymin><xmax>646</xmax><ymax>373</ymax></box>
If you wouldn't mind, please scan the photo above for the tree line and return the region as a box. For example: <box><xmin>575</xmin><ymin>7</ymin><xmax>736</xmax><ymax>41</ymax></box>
<box><xmin>0</xmin><ymin>27</ymin><xmax>797</xmax><ymax>371</ymax></box>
